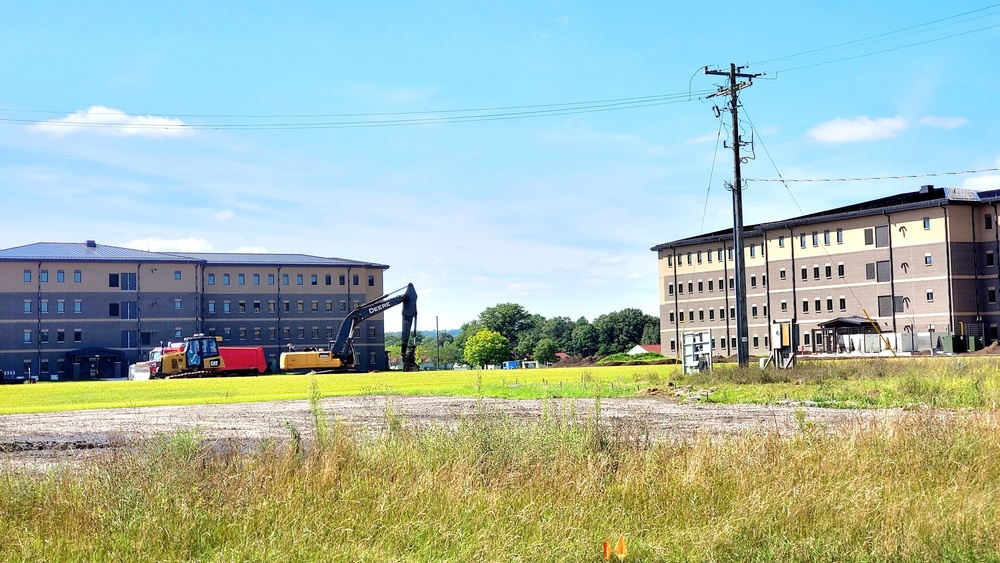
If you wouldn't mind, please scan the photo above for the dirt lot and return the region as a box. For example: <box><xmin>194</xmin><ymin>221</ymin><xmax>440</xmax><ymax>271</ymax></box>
<box><xmin>1</xmin><ymin>395</ymin><xmax>903</xmax><ymax>468</ymax></box>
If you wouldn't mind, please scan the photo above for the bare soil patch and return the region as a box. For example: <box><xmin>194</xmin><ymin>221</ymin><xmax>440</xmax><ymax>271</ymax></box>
<box><xmin>1</xmin><ymin>396</ymin><xmax>900</xmax><ymax>468</ymax></box>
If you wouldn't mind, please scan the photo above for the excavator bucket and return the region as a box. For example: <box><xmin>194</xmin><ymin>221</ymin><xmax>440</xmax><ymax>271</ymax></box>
<box><xmin>402</xmin><ymin>345</ymin><xmax>420</xmax><ymax>372</ymax></box>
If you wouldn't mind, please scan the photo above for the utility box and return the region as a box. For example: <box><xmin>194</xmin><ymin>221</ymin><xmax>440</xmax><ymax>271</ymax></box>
<box><xmin>682</xmin><ymin>331</ymin><xmax>713</xmax><ymax>374</ymax></box>
<box><xmin>942</xmin><ymin>335</ymin><xmax>968</xmax><ymax>354</ymax></box>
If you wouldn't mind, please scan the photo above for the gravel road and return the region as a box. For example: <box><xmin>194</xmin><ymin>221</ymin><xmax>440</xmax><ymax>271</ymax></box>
<box><xmin>1</xmin><ymin>396</ymin><xmax>901</xmax><ymax>468</ymax></box>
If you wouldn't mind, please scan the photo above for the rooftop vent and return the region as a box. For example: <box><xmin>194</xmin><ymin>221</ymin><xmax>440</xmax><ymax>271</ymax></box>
<box><xmin>919</xmin><ymin>184</ymin><xmax>935</xmax><ymax>194</ymax></box>
<box><xmin>85</xmin><ymin>240</ymin><xmax>97</xmax><ymax>248</ymax></box>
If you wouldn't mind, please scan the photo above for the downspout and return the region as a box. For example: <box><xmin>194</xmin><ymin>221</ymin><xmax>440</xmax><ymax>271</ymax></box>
<box><xmin>971</xmin><ymin>206</ymin><xmax>982</xmax><ymax>334</ymax></box>
<box><xmin>723</xmin><ymin>243</ymin><xmax>731</xmax><ymax>355</ymax></box>
<box><xmin>763</xmin><ymin>229</ymin><xmax>772</xmax><ymax>334</ymax></box>
<box><xmin>884</xmin><ymin>212</ymin><xmax>898</xmax><ymax>344</ymax></box>
<box><xmin>942</xmin><ymin>203</ymin><xmax>955</xmax><ymax>334</ymax></box>
<box><xmin>789</xmin><ymin>227</ymin><xmax>797</xmax><ymax>323</ymax></box>
<box><xmin>276</xmin><ymin>266</ymin><xmax>283</xmax><ymax>351</ymax></box>
<box><xmin>670</xmin><ymin>249</ymin><xmax>679</xmax><ymax>360</ymax></box>
<box><xmin>136</xmin><ymin>262</ymin><xmax>142</xmax><ymax>366</ymax></box>
<box><xmin>36</xmin><ymin>261</ymin><xmax>42</xmax><ymax>379</ymax></box>
<box><xmin>994</xmin><ymin>203</ymin><xmax>1000</xmax><ymax>341</ymax></box>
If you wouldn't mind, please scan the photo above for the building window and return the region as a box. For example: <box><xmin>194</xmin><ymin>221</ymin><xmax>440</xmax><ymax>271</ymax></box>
<box><xmin>368</xmin><ymin>274</ymin><xmax>375</xmax><ymax>287</ymax></box>
<box><xmin>802</xmin><ymin>300</ymin><xmax>809</xmax><ymax>313</ymax></box>
<box><xmin>751</xmin><ymin>305</ymin><xmax>758</xmax><ymax>318</ymax></box>
<box><xmin>926</xmin><ymin>290</ymin><xmax>934</xmax><ymax>302</ymax></box>
<box><xmin>56</xmin><ymin>270</ymin><xmax>65</xmax><ymax>282</ymax></box>
<box><xmin>40</xmin><ymin>270</ymin><xmax>48</xmax><ymax>283</ymax></box>
<box><xmin>74</xmin><ymin>329</ymin><xmax>82</xmax><ymax>343</ymax></box>
<box><xmin>353</xmin><ymin>274</ymin><xmax>360</xmax><ymax>286</ymax></box>
<box><xmin>707</xmin><ymin>251</ymin><xmax>713</xmax><ymax>263</ymax></box>
<box><xmin>269</xmin><ymin>327</ymin><xmax>276</xmax><ymax>340</ymax></box>
<box><xmin>254</xmin><ymin>328</ymin><xmax>261</xmax><ymax>340</ymax></box>
<box><xmin>698</xmin><ymin>310</ymin><xmax>704</xmax><ymax>321</ymax></box>
<box><xmin>839</xmin><ymin>297</ymin><xmax>847</xmax><ymax>311</ymax></box>
<box><xmin>801</xmin><ymin>267</ymin><xmax>808</xmax><ymax>281</ymax></box>
<box><xmin>312</xmin><ymin>327</ymin><xmax>320</xmax><ymax>339</ymax></box>
<box><xmin>923</xmin><ymin>217</ymin><xmax>931</xmax><ymax>230</ymax></box>
<box><xmin>779</xmin><ymin>235</ymin><xmax>785</xmax><ymax>248</ymax></box>
<box><xmin>175</xmin><ymin>299</ymin><xmax>182</xmax><ymax>310</ymax></box>
<box><xmin>254</xmin><ymin>273</ymin><xmax>261</xmax><ymax>285</ymax></box>
<box><xmin>750</xmin><ymin>275</ymin><xmax>756</xmax><ymax>288</ymax></box>
<box><xmin>866</xmin><ymin>263</ymin><xmax>876</xmax><ymax>280</ymax></box>
<box><xmin>238</xmin><ymin>301</ymin><xmax>246</xmax><ymax>313</ymax></box>
<box><xmin>988</xmin><ymin>251</ymin><xmax>996</xmax><ymax>267</ymax></box>
<box><xmin>804</xmin><ymin>334</ymin><xmax>811</xmax><ymax>346</ymax></box>
<box><xmin>40</xmin><ymin>330</ymin><xmax>49</xmax><ymax>344</ymax></box>
<box><xmin>669</xmin><ymin>312</ymin><xmax>675</xmax><ymax>322</ymax></box>
<box><xmin>175</xmin><ymin>270</ymin><xmax>182</xmax><ymax>280</ymax></box>
<box><xmin>730</xmin><ymin>307</ymin><xmax>735</xmax><ymax>318</ymax></box>
<box><xmin>57</xmin><ymin>300</ymin><xmax>65</xmax><ymax>313</ymax></box>
<box><xmin>224</xmin><ymin>328</ymin><xmax>232</xmax><ymax>339</ymax></box>
<box><xmin>749</xmin><ymin>245</ymin><xmax>756</xmax><ymax>258</ymax></box>
<box><xmin>208</xmin><ymin>301</ymin><xmax>216</xmax><ymax>313</ymax></box>
<box><xmin>875</xmin><ymin>225</ymin><xmax>889</xmax><ymax>248</ymax></box>
<box><xmin>865</xmin><ymin>228</ymin><xmax>874</xmax><ymax>245</ymax></box>
<box><xmin>57</xmin><ymin>329</ymin><xmax>65</xmax><ymax>342</ymax></box>
<box><xmin>254</xmin><ymin>301</ymin><xmax>261</xmax><ymax>313</ymax></box>
<box><xmin>836</xmin><ymin>228</ymin><xmax>843</xmax><ymax>244</ymax></box>
<box><xmin>718</xmin><ymin>249</ymin><xmax>724</xmax><ymax>261</ymax></box>
<box><xmin>223</xmin><ymin>274</ymin><xmax>231</xmax><ymax>285</ymax></box>
<box><xmin>109</xmin><ymin>273</ymin><xmax>119</xmax><ymax>287</ymax></box>
<box><xmin>297</xmin><ymin>301</ymin><xmax>304</xmax><ymax>313</ymax></box>
<box><xmin>686</xmin><ymin>252</ymin><xmax>692</xmax><ymax>265</ymax></box>
<box><xmin>813</xmin><ymin>266</ymin><xmax>820</xmax><ymax>280</ymax></box>
<box><xmin>826</xmin><ymin>298</ymin><xmax>833</xmax><ymax>312</ymax></box>
<box><xmin>311</xmin><ymin>274</ymin><xmax>318</xmax><ymax>285</ymax></box>
<box><xmin>23</xmin><ymin>330</ymin><xmax>31</xmax><ymax>343</ymax></box>
<box><xmin>297</xmin><ymin>274</ymin><xmax>304</xmax><ymax>285</ymax></box>
<box><xmin>678</xmin><ymin>283</ymin><xmax>684</xmax><ymax>295</ymax></box>
<box><xmin>779</xmin><ymin>268</ymin><xmax>786</xmax><ymax>280</ymax></box>
<box><xmin>708</xmin><ymin>280</ymin><xmax>714</xmax><ymax>291</ymax></box>
<box><xmin>326</xmin><ymin>274</ymin><xmax>332</xmax><ymax>285</ymax></box>
<box><xmin>23</xmin><ymin>270</ymin><xmax>31</xmax><ymax>282</ymax></box>
<box><xmin>208</xmin><ymin>273</ymin><xmax>215</xmax><ymax>285</ymax></box>
<box><xmin>311</xmin><ymin>300</ymin><xmax>319</xmax><ymax>312</ymax></box>
<box><xmin>668</xmin><ymin>283</ymin><xmax>674</xmax><ymax>295</ymax></box>
<box><xmin>268</xmin><ymin>301</ymin><xmax>276</xmax><ymax>313</ymax></box>
<box><xmin>698</xmin><ymin>281</ymin><xmax>704</xmax><ymax>292</ymax></box>
<box><xmin>753</xmin><ymin>335</ymin><xmax>759</xmax><ymax>348</ymax></box>
<box><xmin>812</xmin><ymin>231</ymin><xmax>819</xmax><ymax>247</ymax></box>
<box><xmin>283</xmin><ymin>274</ymin><xmax>289</xmax><ymax>285</ymax></box>
<box><xmin>720</xmin><ymin>308</ymin><xmax>726</xmax><ymax>319</ymax></box>
<box><xmin>800</xmin><ymin>234</ymin><xmax>806</xmax><ymax>249</ymax></box>
<box><xmin>825</xmin><ymin>265</ymin><xmax>832</xmax><ymax>278</ymax></box>
<box><xmin>990</xmin><ymin>288</ymin><xmax>997</xmax><ymax>304</ymax></box>
<box><xmin>239</xmin><ymin>328</ymin><xmax>247</xmax><ymax>340</ymax></box>
<box><xmin>238</xmin><ymin>273</ymin><xmax>246</xmax><ymax>285</ymax></box>
<box><xmin>987</xmin><ymin>214</ymin><xmax>995</xmax><ymax>230</ymax></box>
<box><xmin>814</xmin><ymin>299</ymin><xmax>821</xmax><ymax>312</ymax></box>
<box><xmin>74</xmin><ymin>300</ymin><xmax>82</xmax><ymax>313</ymax></box>
<box><xmin>340</xmin><ymin>300</ymin><xmax>347</xmax><ymax>312</ymax></box>
<box><xmin>268</xmin><ymin>274</ymin><xmax>275</xmax><ymax>285</ymax></box>
<box><xmin>697</xmin><ymin>251</ymin><xmax>703</xmax><ymax>264</ymax></box>
<box><xmin>74</xmin><ymin>270</ymin><xmax>82</xmax><ymax>283</ymax></box>
<box><xmin>282</xmin><ymin>327</ymin><xmax>290</xmax><ymax>339</ymax></box>
<box><xmin>823</xmin><ymin>230</ymin><xmax>830</xmax><ymax>245</ymax></box>
<box><xmin>667</xmin><ymin>255</ymin><xmax>674</xmax><ymax>267</ymax></box>
<box><xmin>709</xmin><ymin>309</ymin><xmax>715</xmax><ymax>320</ymax></box>
<box><xmin>780</xmin><ymin>300</ymin><xmax>787</xmax><ymax>312</ymax></box>
<box><xmin>40</xmin><ymin>300</ymin><xmax>48</xmax><ymax>314</ymax></box>
<box><xmin>23</xmin><ymin>300</ymin><xmax>31</xmax><ymax>313</ymax></box>
<box><xmin>109</xmin><ymin>303</ymin><xmax>120</xmax><ymax>317</ymax></box>
<box><xmin>924</xmin><ymin>254</ymin><xmax>933</xmax><ymax>266</ymax></box>
<box><xmin>838</xmin><ymin>263</ymin><xmax>845</xmax><ymax>277</ymax></box>
<box><xmin>688</xmin><ymin>282</ymin><xmax>693</xmax><ymax>293</ymax></box>
<box><xmin>299</xmin><ymin>327</ymin><xmax>307</xmax><ymax>339</ymax></box>
<box><xmin>224</xmin><ymin>301</ymin><xmax>231</xmax><ymax>313</ymax></box>
<box><xmin>339</xmin><ymin>274</ymin><xmax>346</xmax><ymax>285</ymax></box>
<box><xmin>678</xmin><ymin>311</ymin><xmax>684</xmax><ymax>322</ymax></box>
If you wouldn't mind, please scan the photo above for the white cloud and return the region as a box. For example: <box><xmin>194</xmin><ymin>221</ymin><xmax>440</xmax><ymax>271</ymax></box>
<box><xmin>919</xmin><ymin>116</ymin><xmax>967</xmax><ymax>130</ymax></box>
<box><xmin>123</xmin><ymin>237</ymin><xmax>213</xmax><ymax>252</ymax></box>
<box><xmin>212</xmin><ymin>209</ymin><xmax>236</xmax><ymax>221</ymax></box>
<box><xmin>807</xmin><ymin>116</ymin><xmax>908</xmax><ymax>143</ymax></box>
<box><xmin>230</xmin><ymin>246</ymin><xmax>269</xmax><ymax>253</ymax></box>
<box><xmin>961</xmin><ymin>175</ymin><xmax>1000</xmax><ymax>190</ymax></box>
<box><xmin>29</xmin><ymin>105</ymin><xmax>189</xmax><ymax>138</ymax></box>
<box><xmin>684</xmin><ymin>131</ymin><xmax>720</xmax><ymax>145</ymax></box>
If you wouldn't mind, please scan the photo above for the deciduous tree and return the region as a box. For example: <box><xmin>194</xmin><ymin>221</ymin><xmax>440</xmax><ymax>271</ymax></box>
<box><xmin>463</xmin><ymin>329</ymin><xmax>510</xmax><ymax>368</ymax></box>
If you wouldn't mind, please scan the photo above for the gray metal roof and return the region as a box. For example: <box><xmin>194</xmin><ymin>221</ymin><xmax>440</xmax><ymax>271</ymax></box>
<box><xmin>0</xmin><ymin>242</ymin><xmax>389</xmax><ymax>269</ymax></box>
<box><xmin>0</xmin><ymin>242</ymin><xmax>201</xmax><ymax>263</ymax></box>
<box><xmin>165</xmin><ymin>252</ymin><xmax>388</xmax><ymax>269</ymax></box>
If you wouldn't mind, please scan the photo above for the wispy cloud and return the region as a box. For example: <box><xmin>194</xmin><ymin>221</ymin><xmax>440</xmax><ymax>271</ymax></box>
<box><xmin>807</xmin><ymin>116</ymin><xmax>908</xmax><ymax>143</ymax></box>
<box><xmin>919</xmin><ymin>116</ymin><xmax>967</xmax><ymax>130</ymax></box>
<box><xmin>961</xmin><ymin>175</ymin><xmax>1000</xmax><ymax>190</ymax></box>
<box><xmin>212</xmin><ymin>209</ymin><xmax>236</xmax><ymax>221</ymax></box>
<box><xmin>123</xmin><ymin>237</ymin><xmax>213</xmax><ymax>252</ymax></box>
<box><xmin>684</xmin><ymin>131</ymin><xmax>720</xmax><ymax>145</ymax></box>
<box><xmin>29</xmin><ymin>105</ymin><xmax>190</xmax><ymax>138</ymax></box>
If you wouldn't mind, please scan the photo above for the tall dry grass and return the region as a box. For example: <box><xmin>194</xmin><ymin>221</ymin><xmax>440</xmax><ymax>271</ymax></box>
<box><xmin>3</xmin><ymin>403</ymin><xmax>1000</xmax><ymax>561</ymax></box>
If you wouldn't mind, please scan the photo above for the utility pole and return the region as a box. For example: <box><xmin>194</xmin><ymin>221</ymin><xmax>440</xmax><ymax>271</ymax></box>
<box><xmin>706</xmin><ymin>63</ymin><xmax>762</xmax><ymax>368</ymax></box>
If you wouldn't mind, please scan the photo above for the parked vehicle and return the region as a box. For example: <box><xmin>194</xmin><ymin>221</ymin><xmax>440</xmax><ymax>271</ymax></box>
<box><xmin>130</xmin><ymin>335</ymin><xmax>268</xmax><ymax>379</ymax></box>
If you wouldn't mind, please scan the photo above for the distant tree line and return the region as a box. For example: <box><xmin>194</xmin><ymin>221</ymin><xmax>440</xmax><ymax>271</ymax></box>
<box><xmin>386</xmin><ymin>303</ymin><xmax>659</xmax><ymax>368</ymax></box>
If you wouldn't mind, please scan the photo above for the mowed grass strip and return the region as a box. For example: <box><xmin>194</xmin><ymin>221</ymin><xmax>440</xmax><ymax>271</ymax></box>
<box><xmin>0</xmin><ymin>365</ymin><xmax>680</xmax><ymax>414</ymax></box>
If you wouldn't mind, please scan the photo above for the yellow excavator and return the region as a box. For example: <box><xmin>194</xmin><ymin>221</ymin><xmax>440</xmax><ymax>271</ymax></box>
<box><xmin>279</xmin><ymin>283</ymin><xmax>419</xmax><ymax>372</ymax></box>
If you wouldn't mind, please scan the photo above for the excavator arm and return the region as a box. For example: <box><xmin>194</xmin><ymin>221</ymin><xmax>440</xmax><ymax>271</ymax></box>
<box><xmin>331</xmin><ymin>283</ymin><xmax>419</xmax><ymax>371</ymax></box>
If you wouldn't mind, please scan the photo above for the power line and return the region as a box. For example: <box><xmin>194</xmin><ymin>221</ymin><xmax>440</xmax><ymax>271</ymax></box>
<box><xmin>746</xmin><ymin>168</ymin><xmax>1000</xmax><ymax>183</ymax></box>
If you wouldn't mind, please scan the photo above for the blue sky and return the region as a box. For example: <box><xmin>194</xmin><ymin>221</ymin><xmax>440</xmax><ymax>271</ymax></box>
<box><xmin>2</xmin><ymin>1</ymin><xmax>998</xmax><ymax>329</ymax></box>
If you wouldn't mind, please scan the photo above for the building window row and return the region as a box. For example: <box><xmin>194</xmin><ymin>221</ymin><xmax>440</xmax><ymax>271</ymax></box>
<box><xmin>23</xmin><ymin>269</ymin><xmax>83</xmax><ymax>283</ymax></box>
<box><xmin>25</xmin><ymin>328</ymin><xmax>83</xmax><ymax>344</ymax></box>
<box><xmin>204</xmin><ymin>271</ymin><xmax>373</xmax><ymax>287</ymax></box>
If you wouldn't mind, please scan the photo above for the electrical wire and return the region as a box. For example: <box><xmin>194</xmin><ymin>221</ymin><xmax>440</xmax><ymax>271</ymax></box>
<box><xmin>746</xmin><ymin>168</ymin><xmax>1000</xmax><ymax>183</ymax></box>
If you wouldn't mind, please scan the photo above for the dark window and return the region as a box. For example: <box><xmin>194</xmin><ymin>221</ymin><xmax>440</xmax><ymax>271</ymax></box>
<box><xmin>668</xmin><ymin>284</ymin><xmax>674</xmax><ymax>295</ymax></box>
<box><xmin>801</xmin><ymin>268</ymin><xmax>808</xmax><ymax>281</ymax></box>
<box><xmin>866</xmin><ymin>263</ymin><xmax>876</xmax><ymax>280</ymax></box>
<box><xmin>678</xmin><ymin>283</ymin><xmax>684</xmax><ymax>294</ymax></box>
<box><xmin>679</xmin><ymin>311</ymin><xmax>684</xmax><ymax>322</ymax></box>
<box><xmin>311</xmin><ymin>274</ymin><xmax>318</xmax><ymax>285</ymax></box>
<box><xmin>109</xmin><ymin>273</ymin><xmax>119</xmax><ymax>287</ymax></box>
<box><xmin>813</xmin><ymin>267</ymin><xmax>820</xmax><ymax>280</ymax></box>
<box><xmin>325</xmin><ymin>274</ymin><xmax>332</xmax><ymax>285</ymax></box>
<box><xmin>698</xmin><ymin>310</ymin><xmax>704</xmax><ymax>321</ymax></box>
<box><xmin>826</xmin><ymin>298</ymin><xmax>833</xmax><ymax>312</ymax></box>
<box><xmin>814</xmin><ymin>299</ymin><xmax>821</xmax><ymax>312</ymax></box>
<box><xmin>121</xmin><ymin>273</ymin><xmax>136</xmax><ymax>291</ymax></box>
<box><xmin>780</xmin><ymin>269</ymin><xmax>786</xmax><ymax>280</ymax></box>
<box><xmin>254</xmin><ymin>274</ymin><xmax>260</xmax><ymax>285</ymax></box>
<box><xmin>688</xmin><ymin>282</ymin><xmax>693</xmax><ymax>293</ymax></box>
<box><xmin>669</xmin><ymin>312</ymin><xmax>675</xmax><ymax>322</ymax></box>
<box><xmin>109</xmin><ymin>303</ymin><xmax>120</xmax><ymax>317</ymax></box>
<box><xmin>339</xmin><ymin>274</ymin><xmax>346</xmax><ymax>285</ymax></box>
<box><xmin>926</xmin><ymin>291</ymin><xmax>934</xmax><ymax>302</ymax></box>
<box><xmin>753</xmin><ymin>336</ymin><xmax>759</xmax><ymax>348</ymax></box>
<box><xmin>878</xmin><ymin>295</ymin><xmax>893</xmax><ymax>317</ymax></box>
<box><xmin>839</xmin><ymin>298</ymin><xmax>846</xmax><ymax>310</ymax></box>
<box><xmin>238</xmin><ymin>301</ymin><xmax>246</xmax><ymax>313</ymax></box>
<box><xmin>800</xmin><ymin>234</ymin><xmax>806</xmax><ymax>248</ymax></box>
<box><xmin>751</xmin><ymin>305</ymin><xmax>758</xmax><ymax>317</ymax></box>
<box><xmin>74</xmin><ymin>329</ymin><xmax>82</xmax><ymax>343</ymax></box>
<box><xmin>988</xmin><ymin>252</ymin><xmax>996</xmax><ymax>267</ymax></box>
<box><xmin>238</xmin><ymin>273</ymin><xmax>245</xmax><ymax>285</ymax></box>
<box><xmin>141</xmin><ymin>332</ymin><xmax>152</xmax><ymax>346</ymax></box>
<box><xmin>812</xmin><ymin>231</ymin><xmax>818</xmax><ymax>246</ymax></box>
<box><xmin>728</xmin><ymin>278</ymin><xmax>734</xmax><ymax>290</ymax></box>
<box><xmin>174</xmin><ymin>271</ymin><xmax>182</xmax><ymax>280</ymax></box>
<box><xmin>838</xmin><ymin>264</ymin><xmax>845</xmax><ymax>277</ymax></box>
<box><xmin>990</xmin><ymin>288</ymin><xmax>997</xmax><ymax>304</ymax></box>
<box><xmin>779</xmin><ymin>236</ymin><xmax>785</xmax><ymax>247</ymax></box>
<box><xmin>894</xmin><ymin>296</ymin><xmax>904</xmax><ymax>313</ymax></box>
<box><xmin>708</xmin><ymin>280</ymin><xmax>714</xmax><ymax>291</ymax></box>
<box><xmin>57</xmin><ymin>330</ymin><xmax>65</xmax><ymax>342</ymax></box>
<box><xmin>368</xmin><ymin>275</ymin><xmax>375</xmax><ymax>287</ymax></box>
<box><xmin>223</xmin><ymin>273</ymin><xmax>231</xmax><ymax>285</ymax></box>
<box><xmin>750</xmin><ymin>276</ymin><xmax>756</xmax><ymax>288</ymax></box>
<box><xmin>825</xmin><ymin>265</ymin><xmax>832</xmax><ymax>278</ymax></box>
<box><xmin>875</xmin><ymin>225</ymin><xmax>889</xmax><ymax>248</ymax></box>
<box><xmin>823</xmin><ymin>230</ymin><xmax>830</xmax><ymax>245</ymax></box>
<box><xmin>74</xmin><ymin>270</ymin><xmax>82</xmax><ymax>283</ymax></box>
<box><xmin>208</xmin><ymin>273</ymin><xmax>215</xmax><ymax>285</ymax></box>
<box><xmin>268</xmin><ymin>274</ymin><xmax>275</xmax><ymax>285</ymax></box>
<box><xmin>709</xmin><ymin>309</ymin><xmax>715</xmax><ymax>320</ymax></box>
<box><xmin>697</xmin><ymin>251</ymin><xmax>702</xmax><ymax>264</ymax></box>
<box><xmin>254</xmin><ymin>301</ymin><xmax>261</xmax><ymax>313</ymax></box>
<box><xmin>57</xmin><ymin>270</ymin><xmax>65</xmax><ymax>282</ymax></box>
<box><xmin>877</xmin><ymin>260</ymin><xmax>891</xmax><ymax>282</ymax></box>
<box><xmin>802</xmin><ymin>300</ymin><xmax>809</xmax><ymax>313</ymax></box>
<box><xmin>923</xmin><ymin>217</ymin><xmax>931</xmax><ymax>230</ymax></box>
<box><xmin>781</xmin><ymin>301</ymin><xmax>788</xmax><ymax>311</ymax></box>
<box><xmin>987</xmin><ymin>214</ymin><xmax>995</xmax><ymax>230</ymax></box>
<box><xmin>698</xmin><ymin>281</ymin><xmax>704</xmax><ymax>292</ymax></box>
<box><xmin>353</xmin><ymin>274</ymin><xmax>359</xmax><ymax>286</ymax></box>
<box><xmin>864</xmin><ymin>228</ymin><xmax>874</xmax><ymax>246</ymax></box>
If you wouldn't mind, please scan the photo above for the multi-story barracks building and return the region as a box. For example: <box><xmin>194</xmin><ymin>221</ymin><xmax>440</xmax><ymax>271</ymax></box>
<box><xmin>652</xmin><ymin>185</ymin><xmax>1000</xmax><ymax>358</ymax></box>
<box><xmin>0</xmin><ymin>241</ymin><xmax>389</xmax><ymax>380</ymax></box>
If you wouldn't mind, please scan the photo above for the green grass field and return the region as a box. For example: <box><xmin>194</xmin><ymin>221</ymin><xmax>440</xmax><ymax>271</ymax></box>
<box><xmin>4</xmin><ymin>356</ymin><xmax>1000</xmax><ymax>414</ymax></box>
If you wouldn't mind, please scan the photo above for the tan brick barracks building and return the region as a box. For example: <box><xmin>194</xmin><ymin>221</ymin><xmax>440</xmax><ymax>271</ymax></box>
<box><xmin>652</xmin><ymin>185</ymin><xmax>1000</xmax><ymax>358</ymax></box>
<box><xmin>0</xmin><ymin>241</ymin><xmax>389</xmax><ymax>380</ymax></box>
